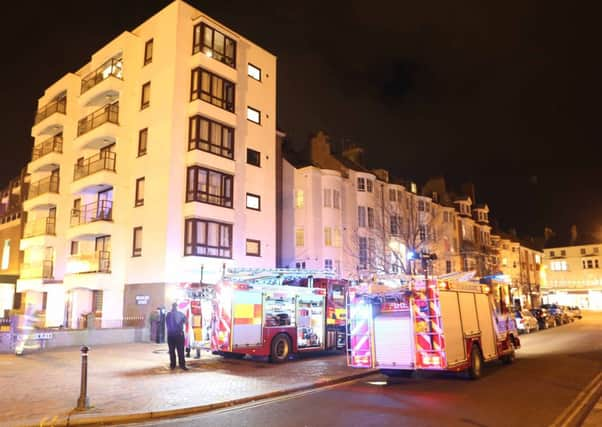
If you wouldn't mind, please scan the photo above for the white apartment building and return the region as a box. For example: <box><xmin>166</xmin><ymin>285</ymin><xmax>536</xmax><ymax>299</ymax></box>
<box><xmin>17</xmin><ymin>0</ymin><xmax>277</xmax><ymax>327</ymax></box>
<box><xmin>281</xmin><ymin>133</ymin><xmax>461</xmax><ymax>280</ymax></box>
<box><xmin>543</xmin><ymin>243</ymin><xmax>602</xmax><ymax>309</ymax></box>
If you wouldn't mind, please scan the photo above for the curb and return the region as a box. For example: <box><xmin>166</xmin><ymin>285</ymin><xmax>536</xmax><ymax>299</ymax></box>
<box><xmin>549</xmin><ymin>371</ymin><xmax>602</xmax><ymax>427</ymax></box>
<box><xmin>33</xmin><ymin>369</ymin><xmax>378</xmax><ymax>426</ymax></box>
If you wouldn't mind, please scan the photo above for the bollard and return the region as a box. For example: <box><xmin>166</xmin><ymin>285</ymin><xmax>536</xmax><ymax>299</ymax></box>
<box><xmin>76</xmin><ymin>345</ymin><xmax>90</xmax><ymax>410</ymax></box>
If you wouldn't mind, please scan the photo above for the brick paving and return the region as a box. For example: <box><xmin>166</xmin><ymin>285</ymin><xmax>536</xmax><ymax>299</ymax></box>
<box><xmin>0</xmin><ymin>343</ymin><xmax>369</xmax><ymax>427</ymax></box>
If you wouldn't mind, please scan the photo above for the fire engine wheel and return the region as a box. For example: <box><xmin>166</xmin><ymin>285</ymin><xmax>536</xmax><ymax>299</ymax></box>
<box><xmin>270</xmin><ymin>334</ymin><xmax>291</xmax><ymax>363</ymax></box>
<box><xmin>466</xmin><ymin>345</ymin><xmax>483</xmax><ymax>380</ymax></box>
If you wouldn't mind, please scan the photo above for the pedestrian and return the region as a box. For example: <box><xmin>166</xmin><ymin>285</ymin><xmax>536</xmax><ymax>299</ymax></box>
<box><xmin>166</xmin><ymin>303</ymin><xmax>188</xmax><ymax>370</ymax></box>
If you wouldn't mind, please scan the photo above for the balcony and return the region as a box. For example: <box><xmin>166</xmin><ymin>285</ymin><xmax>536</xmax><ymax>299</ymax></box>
<box><xmin>23</xmin><ymin>217</ymin><xmax>56</xmax><ymax>238</ymax></box>
<box><xmin>23</xmin><ymin>175</ymin><xmax>60</xmax><ymax>211</ymax></box>
<box><xmin>67</xmin><ymin>200</ymin><xmax>113</xmax><ymax>239</ymax></box>
<box><xmin>75</xmin><ymin>103</ymin><xmax>119</xmax><ymax>150</ymax></box>
<box><xmin>32</xmin><ymin>97</ymin><xmax>67</xmax><ymax>136</ymax></box>
<box><xmin>71</xmin><ymin>151</ymin><xmax>116</xmax><ymax>194</ymax></box>
<box><xmin>29</xmin><ymin>134</ymin><xmax>63</xmax><ymax>173</ymax></box>
<box><xmin>20</xmin><ymin>260</ymin><xmax>54</xmax><ymax>280</ymax></box>
<box><xmin>79</xmin><ymin>57</ymin><xmax>123</xmax><ymax>106</ymax></box>
<box><xmin>67</xmin><ymin>251</ymin><xmax>111</xmax><ymax>274</ymax></box>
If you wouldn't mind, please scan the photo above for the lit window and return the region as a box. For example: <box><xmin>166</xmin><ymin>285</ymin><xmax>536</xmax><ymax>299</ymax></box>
<box><xmin>295</xmin><ymin>190</ymin><xmax>304</xmax><ymax>208</ymax></box>
<box><xmin>246</xmin><ymin>239</ymin><xmax>260</xmax><ymax>256</ymax></box>
<box><xmin>334</xmin><ymin>228</ymin><xmax>341</xmax><ymax>248</ymax></box>
<box><xmin>193</xmin><ymin>23</ymin><xmax>236</xmax><ymax>68</ymax></box>
<box><xmin>295</xmin><ymin>228</ymin><xmax>304</xmax><ymax>247</ymax></box>
<box><xmin>247</xmin><ymin>107</ymin><xmax>261</xmax><ymax>124</ymax></box>
<box><xmin>324</xmin><ymin>227</ymin><xmax>332</xmax><ymax>246</ymax></box>
<box><xmin>1</xmin><ymin>239</ymin><xmax>10</xmax><ymax>270</ymax></box>
<box><xmin>246</xmin><ymin>193</ymin><xmax>260</xmax><ymax>210</ymax></box>
<box><xmin>248</xmin><ymin>63</ymin><xmax>261</xmax><ymax>81</ymax></box>
<box><xmin>190</xmin><ymin>68</ymin><xmax>235</xmax><ymax>112</ymax></box>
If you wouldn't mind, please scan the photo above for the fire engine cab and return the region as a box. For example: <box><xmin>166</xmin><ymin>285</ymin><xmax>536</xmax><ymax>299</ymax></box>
<box><xmin>206</xmin><ymin>269</ymin><xmax>347</xmax><ymax>362</ymax></box>
<box><xmin>347</xmin><ymin>278</ymin><xmax>519</xmax><ymax>379</ymax></box>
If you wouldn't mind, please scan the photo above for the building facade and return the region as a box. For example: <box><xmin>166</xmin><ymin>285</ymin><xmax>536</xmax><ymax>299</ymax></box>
<box><xmin>18</xmin><ymin>0</ymin><xmax>277</xmax><ymax>327</ymax></box>
<box><xmin>0</xmin><ymin>170</ymin><xmax>26</xmax><ymax>316</ymax></box>
<box><xmin>543</xmin><ymin>243</ymin><xmax>602</xmax><ymax>309</ymax></box>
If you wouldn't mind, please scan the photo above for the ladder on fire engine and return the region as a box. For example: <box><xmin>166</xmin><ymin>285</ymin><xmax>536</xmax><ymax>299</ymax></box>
<box><xmin>412</xmin><ymin>281</ymin><xmax>446</xmax><ymax>368</ymax></box>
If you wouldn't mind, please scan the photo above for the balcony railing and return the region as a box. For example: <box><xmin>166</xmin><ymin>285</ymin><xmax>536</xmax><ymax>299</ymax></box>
<box><xmin>68</xmin><ymin>251</ymin><xmax>111</xmax><ymax>274</ymax></box>
<box><xmin>32</xmin><ymin>134</ymin><xmax>63</xmax><ymax>161</ymax></box>
<box><xmin>34</xmin><ymin>97</ymin><xmax>66</xmax><ymax>125</ymax></box>
<box><xmin>73</xmin><ymin>151</ymin><xmax>116</xmax><ymax>181</ymax></box>
<box><xmin>20</xmin><ymin>260</ymin><xmax>54</xmax><ymax>280</ymax></box>
<box><xmin>81</xmin><ymin>57</ymin><xmax>123</xmax><ymax>94</ymax></box>
<box><xmin>23</xmin><ymin>217</ymin><xmax>56</xmax><ymax>238</ymax></box>
<box><xmin>27</xmin><ymin>175</ymin><xmax>59</xmax><ymax>200</ymax></box>
<box><xmin>77</xmin><ymin>102</ymin><xmax>119</xmax><ymax>137</ymax></box>
<box><xmin>71</xmin><ymin>200</ymin><xmax>113</xmax><ymax>226</ymax></box>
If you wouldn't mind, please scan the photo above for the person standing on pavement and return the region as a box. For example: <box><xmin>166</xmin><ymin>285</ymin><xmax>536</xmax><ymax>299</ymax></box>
<box><xmin>166</xmin><ymin>303</ymin><xmax>188</xmax><ymax>370</ymax></box>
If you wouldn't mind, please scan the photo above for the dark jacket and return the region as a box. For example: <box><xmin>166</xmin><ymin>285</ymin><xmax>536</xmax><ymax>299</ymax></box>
<box><xmin>166</xmin><ymin>309</ymin><xmax>186</xmax><ymax>337</ymax></box>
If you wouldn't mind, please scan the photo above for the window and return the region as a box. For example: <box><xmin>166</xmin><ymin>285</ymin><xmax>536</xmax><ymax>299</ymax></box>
<box><xmin>597</xmin><ymin>259</ymin><xmax>600</xmax><ymax>268</ymax></box>
<box><xmin>581</xmin><ymin>248</ymin><xmax>586</xmax><ymax>255</ymax></box>
<box><xmin>144</xmin><ymin>39</ymin><xmax>153</xmax><ymax>65</ymax></box>
<box><xmin>324</xmin><ymin>259</ymin><xmax>333</xmax><ymax>270</ymax></box>
<box><xmin>560</xmin><ymin>250</ymin><xmax>566</xmax><ymax>256</ymax></box>
<box><xmin>446</xmin><ymin>260</ymin><xmax>452</xmax><ymax>274</ymax></box>
<box><xmin>70</xmin><ymin>241</ymin><xmax>79</xmax><ymax>255</ymax></box>
<box><xmin>390</xmin><ymin>215</ymin><xmax>401</xmax><ymax>235</ymax></box>
<box><xmin>184</xmin><ymin>218</ymin><xmax>232</xmax><ymax>258</ymax></box>
<box><xmin>188</xmin><ymin>115</ymin><xmax>234</xmax><ymax>159</ymax></box>
<box><xmin>140</xmin><ymin>82</ymin><xmax>151</xmax><ymax>109</ymax></box>
<box><xmin>247</xmin><ymin>148</ymin><xmax>260</xmax><ymax>167</ymax></box>
<box><xmin>190</xmin><ymin>68</ymin><xmax>235</xmax><ymax>112</ymax></box>
<box><xmin>135</xmin><ymin>177</ymin><xmax>145</xmax><ymax>207</ymax></box>
<box><xmin>366</xmin><ymin>180</ymin><xmax>373</xmax><ymax>192</ymax></box>
<box><xmin>295</xmin><ymin>190</ymin><xmax>304</xmax><ymax>208</ymax></box>
<box><xmin>357</xmin><ymin>177</ymin><xmax>365</xmax><ymax>192</ymax></box>
<box><xmin>419</xmin><ymin>225</ymin><xmax>427</xmax><ymax>241</ymax></box>
<box><xmin>367</xmin><ymin>207</ymin><xmax>374</xmax><ymax>228</ymax></box>
<box><xmin>389</xmin><ymin>189</ymin><xmax>396</xmax><ymax>201</ymax></box>
<box><xmin>549</xmin><ymin>250</ymin><xmax>555</xmax><ymax>257</ymax></box>
<box><xmin>358</xmin><ymin>206</ymin><xmax>366</xmax><ymax>227</ymax></box>
<box><xmin>92</xmin><ymin>290</ymin><xmax>103</xmax><ymax>313</ymax></box>
<box><xmin>246</xmin><ymin>193</ymin><xmax>260</xmax><ymax>210</ymax></box>
<box><xmin>186</xmin><ymin>166</ymin><xmax>233</xmax><ymax>208</ymax></box>
<box><xmin>551</xmin><ymin>260</ymin><xmax>568</xmax><ymax>271</ymax></box>
<box><xmin>595</xmin><ymin>247</ymin><xmax>600</xmax><ymax>254</ymax></box>
<box><xmin>246</xmin><ymin>239</ymin><xmax>261</xmax><ymax>256</ymax></box>
<box><xmin>324</xmin><ymin>227</ymin><xmax>332</xmax><ymax>246</ymax></box>
<box><xmin>334</xmin><ymin>228</ymin><xmax>342</xmax><ymax>247</ymax></box>
<box><xmin>296</xmin><ymin>261</ymin><xmax>306</xmax><ymax>269</ymax></box>
<box><xmin>359</xmin><ymin>237</ymin><xmax>368</xmax><ymax>269</ymax></box>
<box><xmin>138</xmin><ymin>128</ymin><xmax>148</xmax><ymax>156</ymax></box>
<box><xmin>1</xmin><ymin>239</ymin><xmax>10</xmax><ymax>270</ymax></box>
<box><xmin>323</xmin><ymin>189</ymin><xmax>332</xmax><ymax>208</ymax></box>
<box><xmin>248</xmin><ymin>63</ymin><xmax>261</xmax><ymax>81</ymax></box>
<box><xmin>397</xmin><ymin>190</ymin><xmax>403</xmax><ymax>203</ymax></box>
<box><xmin>247</xmin><ymin>107</ymin><xmax>261</xmax><ymax>124</ymax></box>
<box><xmin>132</xmin><ymin>227</ymin><xmax>143</xmax><ymax>257</ymax></box>
<box><xmin>418</xmin><ymin>200</ymin><xmax>425</xmax><ymax>211</ymax></box>
<box><xmin>333</xmin><ymin>190</ymin><xmax>340</xmax><ymax>209</ymax></box>
<box><xmin>295</xmin><ymin>228</ymin><xmax>304</xmax><ymax>247</ymax></box>
<box><xmin>193</xmin><ymin>23</ymin><xmax>236</xmax><ymax>67</ymax></box>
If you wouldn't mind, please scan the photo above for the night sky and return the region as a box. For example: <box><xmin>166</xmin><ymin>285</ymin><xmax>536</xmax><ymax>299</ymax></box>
<box><xmin>1</xmin><ymin>1</ymin><xmax>601</xmax><ymax>239</ymax></box>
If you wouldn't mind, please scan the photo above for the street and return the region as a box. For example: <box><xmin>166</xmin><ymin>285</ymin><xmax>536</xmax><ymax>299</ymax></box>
<box><xmin>131</xmin><ymin>311</ymin><xmax>602</xmax><ymax>427</ymax></box>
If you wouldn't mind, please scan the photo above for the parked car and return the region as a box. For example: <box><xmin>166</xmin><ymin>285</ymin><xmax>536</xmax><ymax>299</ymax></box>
<box><xmin>530</xmin><ymin>308</ymin><xmax>556</xmax><ymax>329</ymax></box>
<box><xmin>541</xmin><ymin>304</ymin><xmax>569</xmax><ymax>325</ymax></box>
<box><xmin>514</xmin><ymin>309</ymin><xmax>539</xmax><ymax>333</ymax></box>
<box><xmin>568</xmin><ymin>306</ymin><xmax>583</xmax><ymax>319</ymax></box>
<box><xmin>561</xmin><ymin>306</ymin><xmax>576</xmax><ymax>322</ymax></box>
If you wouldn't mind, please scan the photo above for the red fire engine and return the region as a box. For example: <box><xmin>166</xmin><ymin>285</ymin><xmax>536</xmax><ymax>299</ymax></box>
<box><xmin>347</xmin><ymin>278</ymin><xmax>519</xmax><ymax>379</ymax></box>
<box><xmin>205</xmin><ymin>269</ymin><xmax>347</xmax><ymax>362</ymax></box>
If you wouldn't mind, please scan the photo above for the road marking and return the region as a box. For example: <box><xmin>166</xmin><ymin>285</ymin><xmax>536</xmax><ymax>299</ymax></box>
<box><xmin>549</xmin><ymin>371</ymin><xmax>602</xmax><ymax>427</ymax></box>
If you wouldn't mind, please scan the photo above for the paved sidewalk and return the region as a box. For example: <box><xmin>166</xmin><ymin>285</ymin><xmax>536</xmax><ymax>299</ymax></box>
<box><xmin>0</xmin><ymin>343</ymin><xmax>374</xmax><ymax>427</ymax></box>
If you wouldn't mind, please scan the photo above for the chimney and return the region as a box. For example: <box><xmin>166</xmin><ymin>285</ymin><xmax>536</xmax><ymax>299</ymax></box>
<box><xmin>341</xmin><ymin>144</ymin><xmax>364</xmax><ymax>166</ymax></box>
<box><xmin>570</xmin><ymin>225</ymin><xmax>578</xmax><ymax>244</ymax></box>
<box><xmin>461</xmin><ymin>182</ymin><xmax>476</xmax><ymax>203</ymax></box>
<box><xmin>309</xmin><ymin>131</ymin><xmax>331</xmax><ymax>164</ymax></box>
<box><xmin>544</xmin><ymin>227</ymin><xmax>554</xmax><ymax>242</ymax></box>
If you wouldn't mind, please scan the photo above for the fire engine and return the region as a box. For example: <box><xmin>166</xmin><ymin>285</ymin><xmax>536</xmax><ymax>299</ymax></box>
<box><xmin>187</xmin><ymin>269</ymin><xmax>348</xmax><ymax>362</ymax></box>
<box><xmin>346</xmin><ymin>278</ymin><xmax>519</xmax><ymax>379</ymax></box>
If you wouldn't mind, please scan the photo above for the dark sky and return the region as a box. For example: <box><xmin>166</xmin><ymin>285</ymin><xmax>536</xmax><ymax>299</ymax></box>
<box><xmin>1</xmin><ymin>1</ymin><xmax>601</xmax><ymax>238</ymax></box>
